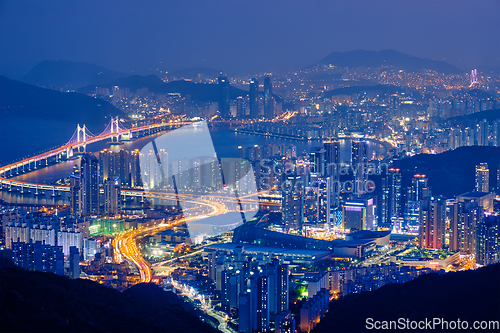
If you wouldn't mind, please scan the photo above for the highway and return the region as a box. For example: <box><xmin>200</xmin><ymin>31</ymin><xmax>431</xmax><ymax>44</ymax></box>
<box><xmin>112</xmin><ymin>193</ymin><xmax>229</xmax><ymax>283</ymax></box>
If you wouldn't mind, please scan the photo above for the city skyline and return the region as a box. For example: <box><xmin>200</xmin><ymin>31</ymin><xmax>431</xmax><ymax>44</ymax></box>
<box><xmin>1</xmin><ymin>1</ymin><xmax>499</xmax><ymax>333</ymax></box>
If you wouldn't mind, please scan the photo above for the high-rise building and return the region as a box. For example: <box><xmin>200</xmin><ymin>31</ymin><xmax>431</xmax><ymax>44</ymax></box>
<box><xmin>282</xmin><ymin>174</ymin><xmax>303</xmax><ymax>230</ymax></box>
<box><xmin>117</xmin><ymin>149</ymin><xmax>130</xmax><ymax>187</ymax></box>
<box><xmin>497</xmin><ymin>166</ymin><xmax>500</xmax><ymax>191</ymax></box>
<box><xmin>342</xmin><ymin>198</ymin><xmax>375</xmax><ymax>231</ymax></box>
<box><xmin>418</xmin><ymin>198</ymin><xmax>445</xmax><ymax>249</ymax></box>
<box><xmin>218</xmin><ymin>75</ymin><xmax>231</xmax><ymax>119</ymax></box>
<box><xmin>323</xmin><ymin>140</ymin><xmax>341</xmax><ymax>206</ymax></box>
<box><xmin>249</xmin><ymin>78</ymin><xmax>259</xmax><ymax>119</ymax></box>
<box><xmin>351</xmin><ymin>141</ymin><xmax>368</xmax><ymax>195</ymax></box>
<box><xmin>475</xmin><ymin>163</ymin><xmax>489</xmax><ymax>193</ymax></box>
<box><xmin>476</xmin><ymin>120</ymin><xmax>489</xmax><ymax>146</ymax></box>
<box><xmin>449</xmin><ymin>200</ymin><xmax>484</xmax><ymax>253</ymax></box>
<box><xmin>405</xmin><ymin>175</ymin><xmax>430</xmax><ymax>227</ymax></box>
<box><xmin>316</xmin><ymin>177</ymin><xmax>331</xmax><ymax>228</ymax></box>
<box><xmin>69</xmin><ymin>246</ymin><xmax>80</xmax><ymax>279</ymax></box>
<box><xmin>130</xmin><ymin>149</ymin><xmax>142</xmax><ymax>188</ymax></box>
<box><xmin>79</xmin><ymin>154</ymin><xmax>99</xmax><ymax>216</ymax></box>
<box><xmin>476</xmin><ymin>215</ymin><xmax>499</xmax><ymax>266</ymax></box>
<box><xmin>309</xmin><ymin>147</ymin><xmax>325</xmax><ymax>175</ymax></box>
<box><xmin>69</xmin><ymin>174</ymin><xmax>80</xmax><ymax>216</ymax></box>
<box><xmin>237</xmin><ymin>259</ymin><xmax>289</xmax><ymax>333</ymax></box>
<box><xmin>99</xmin><ymin>149</ymin><xmax>115</xmax><ymax>183</ymax></box>
<box><xmin>381</xmin><ymin>168</ymin><xmax>402</xmax><ymax>228</ymax></box>
<box><xmin>11</xmin><ymin>241</ymin><xmax>64</xmax><ymax>275</ymax></box>
<box><xmin>264</xmin><ymin>77</ymin><xmax>274</xmax><ymax>119</ymax></box>
<box><xmin>409</xmin><ymin>175</ymin><xmax>430</xmax><ymax>202</ymax></box>
<box><xmin>103</xmin><ymin>177</ymin><xmax>121</xmax><ymax>216</ymax></box>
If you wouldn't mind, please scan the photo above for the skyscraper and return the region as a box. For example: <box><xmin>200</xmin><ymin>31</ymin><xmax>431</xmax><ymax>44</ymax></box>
<box><xmin>130</xmin><ymin>149</ymin><xmax>142</xmax><ymax>188</ymax></box>
<box><xmin>342</xmin><ymin>198</ymin><xmax>375</xmax><ymax>231</ymax></box>
<box><xmin>309</xmin><ymin>147</ymin><xmax>325</xmax><ymax>175</ymax></box>
<box><xmin>69</xmin><ymin>174</ymin><xmax>80</xmax><ymax>216</ymax></box>
<box><xmin>381</xmin><ymin>168</ymin><xmax>402</xmax><ymax>228</ymax></box>
<box><xmin>405</xmin><ymin>175</ymin><xmax>430</xmax><ymax>227</ymax></box>
<box><xmin>282</xmin><ymin>173</ymin><xmax>303</xmax><ymax>230</ymax></box>
<box><xmin>418</xmin><ymin>198</ymin><xmax>445</xmax><ymax>249</ymax></box>
<box><xmin>351</xmin><ymin>141</ymin><xmax>368</xmax><ymax>196</ymax></box>
<box><xmin>103</xmin><ymin>177</ymin><xmax>121</xmax><ymax>216</ymax></box>
<box><xmin>323</xmin><ymin>140</ymin><xmax>341</xmax><ymax>206</ymax></box>
<box><xmin>117</xmin><ymin>149</ymin><xmax>130</xmax><ymax>187</ymax></box>
<box><xmin>264</xmin><ymin>76</ymin><xmax>274</xmax><ymax>119</ymax></box>
<box><xmin>316</xmin><ymin>177</ymin><xmax>331</xmax><ymax>228</ymax></box>
<box><xmin>475</xmin><ymin>163</ymin><xmax>489</xmax><ymax>193</ymax></box>
<box><xmin>449</xmin><ymin>199</ymin><xmax>484</xmax><ymax>253</ymax></box>
<box><xmin>79</xmin><ymin>154</ymin><xmax>99</xmax><ymax>216</ymax></box>
<box><xmin>476</xmin><ymin>215</ymin><xmax>499</xmax><ymax>266</ymax></box>
<box><xmin>249</xmin><ymin>78</ymin><xmax>259</xmax><ymax>119</ymax></box>
<box><xmin>218</xmin><ymin>75</ymin><xmax>231</xmax><ymax>119</ymax></box>
<box><xmin>99</xmin><ymin>149</ymin><xmax>114</xmax><ymax>183</ymax></box>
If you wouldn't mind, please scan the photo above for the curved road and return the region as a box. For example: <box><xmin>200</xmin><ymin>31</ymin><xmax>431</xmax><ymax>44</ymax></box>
<box><xmin>112</xmin><ymin>193</ymin><xmax>229</xmax><ymax>283</ymax></box>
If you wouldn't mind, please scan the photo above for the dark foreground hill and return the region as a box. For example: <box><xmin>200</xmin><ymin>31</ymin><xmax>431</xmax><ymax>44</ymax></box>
<box><xmin>393</xmin><ymin>146</ymin><xmax>500</xmax><ymax>198</ymax></box>
<box><xmin>313</xmin><ymin>264</ymin><xmax>500</xmax><ymax>333</ymax></box>
<box><xmin>0</xmin><ymin>261</ymin><xmax>218</xmax><ymax>333</ymax></box>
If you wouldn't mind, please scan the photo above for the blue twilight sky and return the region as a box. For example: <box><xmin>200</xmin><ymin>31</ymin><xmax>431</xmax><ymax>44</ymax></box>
<box><xmin>0</xmin><ymin>0</ymin><xmax>499</xmax><ymax>78</ymax></box>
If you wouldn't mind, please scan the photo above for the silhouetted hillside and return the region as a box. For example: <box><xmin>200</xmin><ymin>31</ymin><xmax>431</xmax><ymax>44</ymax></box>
<box><xmin>79</xmin><ymin>74</ymin><xmax>249</xmax><ymax>101</ymax></box>
<box><xmin>313</xmin><ymin>264</ymin><xmax>500</xmax><ymax>333</ymax></box>
<box><xmin>169</xmin><ymin>67</ymin><xmax>221</xmax><ymax>79</ymax></box>
<box><xmin>447</xmin><ymin>109</ymin><xmax>500</xmax><ymax>124</ymax></box>
<box><xmin>315</xmin><ymin>49</ymin><xmax>462</xmax><ymax>74</ymax></box>
<box><xmin>0</xmin><ymin>76</ymin><xmax>124</xmax><ymax>124</ymax></box>
<box><xmin>21</xmin><ymin>60</ymin><xmax>127</xmax><ymax>90</ymax></box>
<box><xmin>393</xmin><ymin>146</ymin><xmax>500</xmax><ymax>197</ymax></box>
<box><xmin>1</xmin><ymin>262</ymin><xmax>218</xmax><ymax>333</ymax></box>
<box><xmin>324</xmin><ymin>84</ymin><xmax>403</xmax><ymax>98</ymax></box>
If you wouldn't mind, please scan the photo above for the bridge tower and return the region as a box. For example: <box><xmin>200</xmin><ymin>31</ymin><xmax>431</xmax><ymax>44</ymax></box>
<box><xmin>111</xmin><ymin>117</ymin><xmax>121</xmax><ymax>143</ymax></box>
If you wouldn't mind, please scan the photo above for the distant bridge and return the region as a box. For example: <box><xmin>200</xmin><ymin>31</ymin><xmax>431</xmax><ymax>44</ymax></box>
<box><xmin>0</xmin><ymin>118</ymin><xmax>192</xmax><ymax>196</ymax></box>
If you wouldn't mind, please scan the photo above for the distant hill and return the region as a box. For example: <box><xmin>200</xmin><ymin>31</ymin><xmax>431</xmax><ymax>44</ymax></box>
<box><xmin>313</xmin><ymin>264</ymin><xmax>500</xmax><ymax>333</ymax></box>
<box><xmin>324</xmin><ymin>84</ymin><xmax>403</xmax><ymax>98</ymax></box>
<box><xmin>393</xmin><ymin>146</ymin><xmax>500</xmax><ymax>197</ymax></box>
<box><xmin>447</xmin><ymin>109</ymin><xmax>500</xmax><ymax>124</ymax></box>
<box><xmin>21</xmin><ymin>60</ymin><xmax>128</xmax><ymax>90</ymax></box>
<box><xmin>314</xmin><ymin>49</ymin><xmax>463</xmax><ymax>74</ymax></box>
<box><xmin>168</xmin><ymin>67</ymin><xmax>221</xmax><ymax>79</ymax></box>
<box><xmin>79</xmin><ymin>74</ymin><xmax>249</xmax><ymax>102</ymax></box>
<box><xmin>0</xmin><ymin>76</ymin><xmax>124</xmax><ymax>123</ymax></box>
<box><xmin>0</xmin><ymin>261</ymin><xmax>218</xmax><ymax>333</ymax></box>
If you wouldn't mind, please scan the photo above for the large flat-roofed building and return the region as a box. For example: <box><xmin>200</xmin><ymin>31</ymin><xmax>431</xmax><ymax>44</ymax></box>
<box><xmin>233</xmin><ymin>224</ymin><xmax>339</xmax><ymax>251</ymax></box>
<box><xmin>334</xmin><ymin>239</ymin><xmax>377</xmax><ymax>258</ymax></box>
<box><xmin>390</xmin><ymin>248</ymin><xmax>459</xmax><ymax>270</ymax></box>
<box><xmin>345</xmin><ymin>230</ymin><xmax>391</xmax><ymax>246</ymax></box>
<box><xmin>205</xmin><ymin>243</ymin><xmax>332</xmax><ymax>266</ymax></box>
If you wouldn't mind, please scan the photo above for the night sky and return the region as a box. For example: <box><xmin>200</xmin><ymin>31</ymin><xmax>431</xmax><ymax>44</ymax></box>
<box><xmin>1</xmin><ymin>0</ymin><xmax>499</xmax><ymax>78</ymax></box>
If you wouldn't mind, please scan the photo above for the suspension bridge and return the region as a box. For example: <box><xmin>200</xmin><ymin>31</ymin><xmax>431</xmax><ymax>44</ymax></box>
<box><xmin>0</xmin><ymin>117</ymin><xmax>192</xmax><ymax>195</ymax></box>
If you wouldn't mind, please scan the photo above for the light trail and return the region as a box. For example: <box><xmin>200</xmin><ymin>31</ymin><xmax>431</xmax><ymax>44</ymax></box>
<box><xmin>112</xmin><ymin>193</ymin><xmax>228</xmax><ymax>283</ymax></box>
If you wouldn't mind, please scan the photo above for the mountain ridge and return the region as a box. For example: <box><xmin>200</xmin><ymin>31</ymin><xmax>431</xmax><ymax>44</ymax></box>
<box><xmin>21</xmin><ymin>60</ymin><xmax>128</xmax><ymax>90</ymax></box>
<box><xmin>79</xmin><ymin>74</ymin><xmax>249</xmax><ymax>102</ymax></box>
<box><xmin>314</xmin><ymin>49</ymin><xmax>463</xmax><ymax>74</ymax></box>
